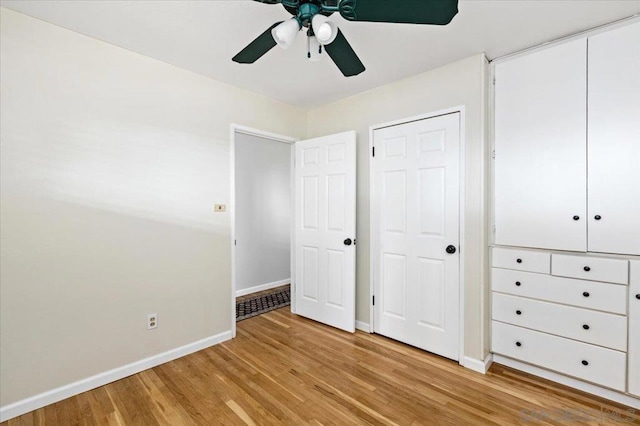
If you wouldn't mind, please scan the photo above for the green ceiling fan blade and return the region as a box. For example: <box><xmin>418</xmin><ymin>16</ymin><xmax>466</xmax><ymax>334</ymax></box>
<box><xmin>339</xmin><ymin>0</ymin><xmax>458</xmax><ymax>25</ymax></box>
<box><xmin>324</xmin><ymin>29</ymin><xmax>365</xmax><ymax>77</ymax></box>
<box><xmin>232</xmin><ymin>22</ymin><xmax>282</xmax><ymax>64</ymax></box>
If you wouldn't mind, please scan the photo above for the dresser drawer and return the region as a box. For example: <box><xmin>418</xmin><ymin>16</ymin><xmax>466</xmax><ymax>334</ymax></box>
<box><xmin>552</xmin><ymin>254</ymin><xmax>628</xmax><ymax>284</ymax></box>
<box><xmin>492</xmin><ymin>248</ymin><xmax>550</xmax><ymax>274</ymax></box>
<box><xmin>492</xmin><ymin>293</ymin><xmax>627</xmax><ymax>351</ymax></box>
<box><xmin>492</xmin><ymin>268</ymin><xmax>627</xmax><ymax>315</ymax></box>
<box><xmin>492</xmin><ymin>321</ymin><xmax>626</xmax><ymax>391</ymax></box>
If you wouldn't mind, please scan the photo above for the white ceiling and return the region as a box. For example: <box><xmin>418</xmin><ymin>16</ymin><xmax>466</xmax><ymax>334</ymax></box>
<box><xmin>2</xmin><ymin>0</ymin><xmax>639</xmax><ymax>109</ymax></box>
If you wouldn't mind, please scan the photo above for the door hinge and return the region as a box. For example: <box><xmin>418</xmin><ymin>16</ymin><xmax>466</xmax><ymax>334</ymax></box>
<box><xmin>372</xmin><ymin>146</ymin><xmax>375</xmax><ymax>157</ymax></box>
<box><xmin>372</xmin><ymin>295</ymin><xmax>375</xmax><ymax>306</ymax></box>
<box><xmin>492</xmin><ymin>150</ymin><xmax>495</xmax><ymax>159</ymax></box>
<box><xmin>234</xmin><ymin>240</ymin><xmax>237</xmax><ymax>246</ymax></box>
<box><xmin>493</xmin><ymin>224</ymin><xmax>496</xmax><ymax>234</ymax></box>
<box><xmin>493</xmin><ymin>77</ymin><xmax>496</xmax><ymax>85</ymax></box>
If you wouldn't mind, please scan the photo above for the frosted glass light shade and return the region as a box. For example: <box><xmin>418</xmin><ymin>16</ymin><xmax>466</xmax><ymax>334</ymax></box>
<box><xmin>272</xmin><ymin>19</ymin><xmax>301</xmax><ymax>50</ymax></box>
<box><xmin>311</xmin><ymin>15</ymin><xmax>338</xmax><ymax>45</ymax></box>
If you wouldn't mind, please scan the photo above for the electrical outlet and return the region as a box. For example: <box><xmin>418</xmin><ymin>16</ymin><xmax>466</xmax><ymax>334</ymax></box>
<box><xmin>147</xmin><ymin>313</ymin><xmax>158</xmax><ymax>330</ymax></box>
<box><xmin>214</xmin><ymin>204</ymin><xmax>226</xmax><ymax>212</ymax></box>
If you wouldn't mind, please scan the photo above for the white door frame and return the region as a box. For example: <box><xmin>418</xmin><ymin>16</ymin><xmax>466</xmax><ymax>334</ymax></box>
<box><xmin>230</xmin><ymin>124</ymin><xmax>298</xmax><ymax>338</ymax></box>
<box><xmin>368</xmin><ymin>106</ymin><xmax>466</xmax><ymax>365</ymax></box>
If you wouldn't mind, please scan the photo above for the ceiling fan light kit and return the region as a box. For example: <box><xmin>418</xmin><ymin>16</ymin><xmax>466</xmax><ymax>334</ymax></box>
<box><xmin>232</xmin><ymin>0</ymin><xmax>459</xmax><ymax>77</ymax></box>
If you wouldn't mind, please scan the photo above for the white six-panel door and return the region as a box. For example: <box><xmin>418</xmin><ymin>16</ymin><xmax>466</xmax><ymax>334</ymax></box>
<box><xmin>372</xmin><ymin>113</ymin><xmax>460</xmax><ymax>360</ymax></box>
<box><xmin>294</xmin><ymin>131</ymin><xmax>356</xmax><ymax>333</ymax></box>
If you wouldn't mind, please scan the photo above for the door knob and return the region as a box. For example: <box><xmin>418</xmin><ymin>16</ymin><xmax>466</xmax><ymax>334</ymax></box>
<box><xmin>343</xmin><ymin>238</ymin><xmax>353</xmax><ymax>246</ymax></box>
<box><xmin>446</xmin><ymin>245</ymin><xmax>457</xmax><ymax>254</ymax></box>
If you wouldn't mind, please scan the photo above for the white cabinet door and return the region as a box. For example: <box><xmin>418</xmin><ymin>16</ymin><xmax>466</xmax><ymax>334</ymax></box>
<box><xmin>372</xmin><ymin>113</ymin><xmax>460</xmax><ymax>361</ymax></box>
<box><xmin>294</xmin><ymin>131</ymin><xmax>356</xmax><ymax>333</ymax></box>
<box><xmin>588</xmin><ymin>22</ymin><xmax>640</xmax><ymax>256</ymax></box>
<box><xmin>630</xmin><ymin>261</ymin><xmax>640</xmax><ymax>397</ymax></box>
<box><xmin>494</xmin><ymin>39</ymin><xmax>587</xmax><ymax>251</ymax></box>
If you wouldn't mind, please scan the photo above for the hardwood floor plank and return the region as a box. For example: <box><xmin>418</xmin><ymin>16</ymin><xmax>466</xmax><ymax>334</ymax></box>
<box><xmin>3</xmin><ymin>308</ymin><xmax>639</xmax><ymax>425</ymax></box>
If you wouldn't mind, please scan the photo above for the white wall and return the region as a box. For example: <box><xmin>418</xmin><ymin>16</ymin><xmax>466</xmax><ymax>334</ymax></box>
<box><xmin>235</xmin><ymin>133</ymin><xmax>291</xmax><ymax>293</ymax></box>
<box><xmin>307</xmin><ymin>54</ymin><xmax>491</xmax><ymax>361</ymax></box>
<box><xmin>0</xmin><ymin>7</ymin><xmax>306</xmax><ymax>408</ymax></box>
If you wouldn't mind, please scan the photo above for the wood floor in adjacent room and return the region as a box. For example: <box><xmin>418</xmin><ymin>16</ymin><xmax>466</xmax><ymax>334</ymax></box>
<box><xmin>3</xmin><ymin>309</ymin><xmax>639</xmax><ymax>425</ymax></box>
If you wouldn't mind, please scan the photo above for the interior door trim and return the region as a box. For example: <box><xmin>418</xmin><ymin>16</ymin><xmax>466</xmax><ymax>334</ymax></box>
<box><xmin>368</xmin><ymin>106</ymin><xmax>467</xmax><ymax>365</ymax></box>
<box><xmin>230</xmin><ymin>124</ymin><xmax>298</xmax><ymax>339</ymax></box>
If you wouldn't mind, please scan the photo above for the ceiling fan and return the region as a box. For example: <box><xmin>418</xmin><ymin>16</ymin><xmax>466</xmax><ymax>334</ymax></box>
<box><xmin>232</xmin><ymin>0</ymin><xmax>459</xmax><ymax>77</ymax></box>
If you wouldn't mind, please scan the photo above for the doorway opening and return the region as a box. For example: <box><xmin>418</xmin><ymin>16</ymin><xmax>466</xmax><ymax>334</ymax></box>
<box><xmin>230</xmin><ymin>125</ymin><xmax>296</xmax><ymax>335</ymax></box>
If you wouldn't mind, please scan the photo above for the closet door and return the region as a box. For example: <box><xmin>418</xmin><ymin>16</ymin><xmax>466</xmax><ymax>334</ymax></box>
<box><xmin>588</xmin><ymin>22</ymin><xmax>640</xmax><ymax>256</ymax></box>
<box><xmin>494</xmin><ymin>39</ymin><xmax>587</xmax><ymax>251</ymax></box>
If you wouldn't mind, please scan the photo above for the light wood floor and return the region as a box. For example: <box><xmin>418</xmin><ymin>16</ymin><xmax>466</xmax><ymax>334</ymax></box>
<box><xmin>3</xmin><ymin>308</ymin><xmax>639</xmax><ymax>425</ymax></box>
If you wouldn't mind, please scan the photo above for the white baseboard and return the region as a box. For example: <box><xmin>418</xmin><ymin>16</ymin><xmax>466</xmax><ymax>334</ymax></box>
<box><xmin>235</xmin><ymin>278</ymin><xmax>290</xmax><ymax>297</ymax></box>
<box><xmin>355</xmin><ymin>320</ymin><xmax>371</xmax><ymax>333</ymax></box>
<box><xmin>0</xmin><ymin>330</ymin><xmax>233</xmax><ymax>422</ymax></box>
<box><xmin>462</xmin><ymin>353</ymin><xmax>494</xmax><ymax>374</ymax></box>
<box><xmin>493</xmin><ymin>354</ymin><xmax>640</xmax><ymax>410</ymax></box>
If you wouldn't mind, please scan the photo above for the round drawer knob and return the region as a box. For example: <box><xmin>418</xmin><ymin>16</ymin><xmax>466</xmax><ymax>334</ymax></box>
<box><xmin>636</xmin><ymin>294</ymin><xmax>640</xmax><ymax>300</ymax></box>
<box><xmin>516</xmin><ymin>310</ymin><xmax>522</xmax><ymax>315</ymax></box>
<box><xmin>516</xmin><ymin>258</ymin><xmax>523</xmax><ymax>264</ymax></box>
<box><xmin>515</xmin><ymin>281</ymin><xmax>521</xmax><ymax>287</ymax></box>
<box><xmin>583</xmin><ymin>292</ymin><xmax>590</xmax><ymax>298</ymax></box>
<box><xmin>573</xmin><ymin>215</ymin><xmax>580</xmax><ymax>221</ymax></box>
<box><xmin>582</xmin><ymin>360</ymin><xmax>589</xmax><ymax>366</ymax></box>
<box><xmin>516</xmin><ymin>341</ymin><xmax>522</xmax><ymax>347</ymax></box>
<box><xmin>594</xmin><ymin>215</ymin><xmax>602</xmax><ymax>221</ymax></box>
<box><xmin>583</xmin><ymin>324</ymin><xmax>590</xmax><ymax>330</ymax></box>
<box><xmin>583</xmin><ymin>266</ymin><xmax>591</xmax><ymax>272</ymax></box>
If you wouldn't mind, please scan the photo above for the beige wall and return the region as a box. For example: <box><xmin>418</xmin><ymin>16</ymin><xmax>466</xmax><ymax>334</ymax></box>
<box><xmin>1</xmin><ymin>6</ymin><xmax>491</xmax><ymax>410</ymax></box>
<box><xmin>306</xmin><ymin>54</ymin><xmax>491</xmax><ymax>360</ymax></box>
<box><xmin>0</xmin><ymin>8</ymin><xmax>306</xmax><ymax>406</ymax></box>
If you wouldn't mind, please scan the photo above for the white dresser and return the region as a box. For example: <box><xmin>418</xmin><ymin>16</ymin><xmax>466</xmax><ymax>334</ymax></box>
<box><xmin>491</xmin><ymin>19</ymin><xmax>640</xmax><ymax>406</ymax></box>
<box><xmin>491</xmin><ymin>248</ymin><xmax>630</xmax><ymax>392</ymax></box>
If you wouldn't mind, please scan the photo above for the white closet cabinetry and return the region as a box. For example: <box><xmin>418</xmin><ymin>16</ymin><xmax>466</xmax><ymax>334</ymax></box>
<box><xmin>587</xmin><ymin>22</ymin><xmax>640</xmax><ymax>256</ymax></box>
<box><xmin>630</xmin><ymin>261</ymin><xmax>640</xmax><ymax>397</ymax></box>
<box><xmin>494</xmin><ymin>39</ymin><xmax>587</xmax><ymax>252</ymax></box>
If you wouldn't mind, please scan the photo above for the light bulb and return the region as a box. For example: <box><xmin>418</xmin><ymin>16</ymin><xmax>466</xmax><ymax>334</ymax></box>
<box><xmin>317</xmin><ymin>23</ymin><xmax>332</xmax><ymax>43</ymax></box>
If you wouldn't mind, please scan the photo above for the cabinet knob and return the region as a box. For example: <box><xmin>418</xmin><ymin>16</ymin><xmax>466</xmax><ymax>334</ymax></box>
<box><xmin>583</xmin><ymin>324</ymin><xmax>590</xmax><ymax>330</ymax></box>
<box><xmin>594</xmin><ymin>215</ymin><xmax>602</xmax><ymax>221</ymax></box>
<box><xmin>636</xmin><ymin>294</ymin><xmax>640</xmax><ymax>300</ymax></box>
<box><xmin>515</xmin><ymin>281</ymin><xmax>521</xmax><ymax>287</ymax></box>
<box><xmin>573</xmin><ymin>215</ymin><xmax>580</xmax><ymax>221</ymax></box>
<box><xmin>516</xmin><ymin>341</ymin><xmax>522</xmax><ymax>347</ymax></box>
<box><xmin>582</xmin><ymin>360</ymin><xmax>589</xmax><ymax>366</ymax></box>
<box><xmin>516</xmin><ymin>310</ymin><xmax>522</xmax><ymax>315</ymax></box>
<box><xmin>583</xmin><ymin>266</ymin><xmax>591</xmax><ymax>272</ymax></box>
<box><xmin>583</xmin><ymin>292</ymin><xmax>590</xmax><ymax>298</ymax></box>
<box><xmin>516</xmin><ymin>258</ymin><xmax>523</xmax><ymax>264</ymax></box>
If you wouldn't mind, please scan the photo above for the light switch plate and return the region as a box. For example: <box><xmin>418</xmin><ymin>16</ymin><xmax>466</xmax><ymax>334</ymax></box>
<box><xmin>214</xmin><ymin>204</ymin><xmax>227</xmax><ymax>212</ymax></box>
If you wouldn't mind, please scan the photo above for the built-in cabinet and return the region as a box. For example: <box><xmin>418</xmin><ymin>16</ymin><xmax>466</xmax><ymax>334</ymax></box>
<box><xmin>587</xmin><ymin>23</ymin><xmax>640</xmax><ymax>256</ymax></box>
<box><xmin>494</xmin><ymin>21</ymin><xmax>640</xmax><ymax>256</ymax></box>
<box><xmin>630</xmin><ymin>261</ymin><xmax>640</xmax><ymax>398</ymax></box>
<box><xmin>492</xmin><ymin>20</ymin><xmax>640</xmax><ymax>406</ymax></box>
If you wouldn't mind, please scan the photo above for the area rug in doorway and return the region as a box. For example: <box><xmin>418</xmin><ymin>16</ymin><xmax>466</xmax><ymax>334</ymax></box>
<box><xmin>236</xmin><ymin>287</ymin><xmax>291</xmax><ymax>321</ymax></box>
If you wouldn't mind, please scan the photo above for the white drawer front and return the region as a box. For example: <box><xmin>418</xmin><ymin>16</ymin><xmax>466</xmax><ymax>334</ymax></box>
<box><xmin>492</xmin><ymin>268</ymin><xmax>627</xmax><ymax>315</ymax></box>
<box><xmin>492</xmin><ymin>247</ymin><xmax>550</xmax><ymax>274</ymax></box>
<box><xmin>630</xmin><ymin>261</ymin><xmax>640</xmax><ymax>397</ymax></box>
<box><xmin>492</xmin><ymin>321</ymin><xmax>626</xmax><ymax>391</ymax></box>
<box><xmin>492</xmin><ymin>293</ymin><xmax>627</xmax><ymax>351</ymax></box>
<box><xmin>552</xmin><ymin>254</ymin><xmax>628</xmax><ymax>284</ymax></box>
